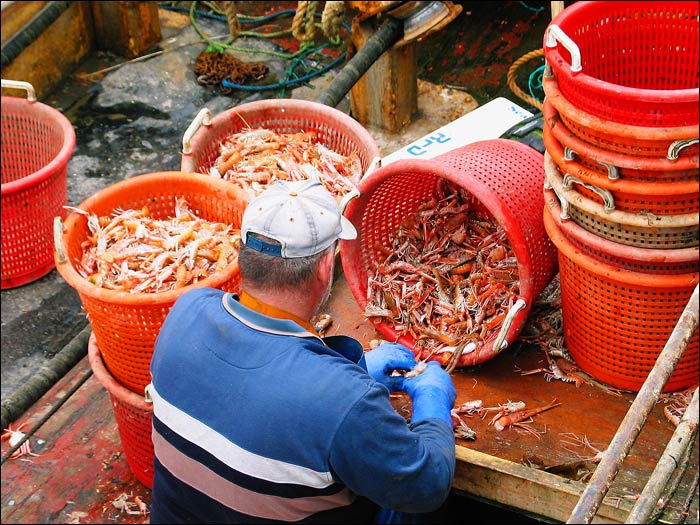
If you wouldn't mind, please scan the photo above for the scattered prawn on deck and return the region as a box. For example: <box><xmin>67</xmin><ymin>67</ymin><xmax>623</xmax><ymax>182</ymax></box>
<box><xmin>364</xmin><ymin>179</ymin><xmax>520</xmax><ymax>368</ymax></box>
<box><xmin>2</xmin><ymin>423</ymin><xmax>40</xmax><ymax>461</ymax></box>
<box><xmin>108</xmin><ymin>492</ymin><xmax>149</xmax><ymax>516</ymax></box>
<box><xmin>209</xmin><ymin>127</ymin><xmax>363</xmax><ymax>205</ymax></box>
<box><xmin>491</xmin><ymin>399</ymin><xmax>561</xmax><ymax>439</ymax></box>
<box><xmin>659</xmin><ymin>385</ymin><xmax>695</xmax><ymax>428</ymax></box>
<box><xmin>68</xmin><ymin>199</ymin><xmax>241</xmax><ymax>294</ymax></box>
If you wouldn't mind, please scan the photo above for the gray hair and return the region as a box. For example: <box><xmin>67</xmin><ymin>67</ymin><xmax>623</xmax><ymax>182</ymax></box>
<box><xmin>239</xmin><ymin>233</ymin><xmax>334</xmax><ymax>291</ymax></box>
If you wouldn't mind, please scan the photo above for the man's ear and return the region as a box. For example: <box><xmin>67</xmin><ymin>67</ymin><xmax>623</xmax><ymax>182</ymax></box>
<box><xmin>316</xmin><ymin>247</ymin><xmax>335</xmax><ymax>284</ymax></box>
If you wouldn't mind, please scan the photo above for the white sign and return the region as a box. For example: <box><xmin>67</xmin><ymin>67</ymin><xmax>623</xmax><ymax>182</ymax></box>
<box><xmin>381</xmin><ymin>97</ymin><xmax>533</xmax><ymax>165</ymax></box>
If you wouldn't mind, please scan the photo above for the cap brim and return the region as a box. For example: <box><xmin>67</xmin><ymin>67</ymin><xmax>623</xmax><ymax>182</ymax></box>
<box><xmin>339</xmin><ymin>215</ymin><xmax>357</xmax><ymax>240</ymax></box>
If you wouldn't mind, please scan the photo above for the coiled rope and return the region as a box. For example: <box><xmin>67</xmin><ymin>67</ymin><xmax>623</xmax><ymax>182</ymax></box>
<box><xmin>506</xmin><ymin>47</ymin><xmax>544</xmax><ymax>111</ymax></box>
<box><xmin>292</xmin><ymin>1</ymin><xmax>319</xmax><ymax>42</ymax></box>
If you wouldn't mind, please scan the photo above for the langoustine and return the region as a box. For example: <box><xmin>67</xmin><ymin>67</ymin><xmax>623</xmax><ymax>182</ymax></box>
<box><xmin>364</xmin><ymin>179</ymin><xmax>520</xmax><ymax>367</ymax></box>
<box><xmin>71</xmin><ymin>198</ymin><xmax>240</xmax><ymax>293</ymax></box>
<box><xmin>209</xmin><ymin>127</ymin><xmax>363</xmax><ymax>204</ymax></box>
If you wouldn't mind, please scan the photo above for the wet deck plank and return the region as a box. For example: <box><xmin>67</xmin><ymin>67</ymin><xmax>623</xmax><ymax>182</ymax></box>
<box><xmin>1</xmin><ymin>358</ymin><xmax>150</xmax><ymax>524</ymax></box>
<box><xmin>2</xmin><ymin>270</ymin><xmax>697</xmax><ymax>524</ymax></box>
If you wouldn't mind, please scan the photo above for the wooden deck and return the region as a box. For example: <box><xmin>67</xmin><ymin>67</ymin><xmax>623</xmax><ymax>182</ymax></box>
<box><xmin>2</xmin><ymin>271</ymin><xmax>697</xmax><ymax>524</ymax></box>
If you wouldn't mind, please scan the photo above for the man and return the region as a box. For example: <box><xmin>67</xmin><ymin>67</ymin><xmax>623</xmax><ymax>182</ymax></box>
<box><xmin>147</xmin><ymin>179</ymin><xmax>457</xmax><ymax>524</ymax></box>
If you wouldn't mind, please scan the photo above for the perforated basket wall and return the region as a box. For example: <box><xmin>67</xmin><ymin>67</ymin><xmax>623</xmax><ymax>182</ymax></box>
<box><xmin>55</xmin><ymin>172</ymin><xmax>247</xmax><ymax>394</ymax></box>
<box><xmin>180</xmin><ymin>99</ymin><xmax>380</xmax><ymax>179</ymax></box>
<box><xmin>341</xmin><ymin>139</ymin><xmax>558</xmax><ymax>367</ymax></box>
<box><xmin>88</xmin><ymin>333</ymin><xmax>153</xmax><ymax>489</ymax></box>
<box><xmin>1</xmin><ymin>95</ymin><xmax>75</xmax><ymax>288</ymax></box>
<box><xmin>544</xmin><ymin>1</ymin><xmax>699</xmax><ymax>127</ymax></box>
<box><xmin>544</xmin><ymin>209</ymin><xmax>699</xmax><ymax>393</ymax></box>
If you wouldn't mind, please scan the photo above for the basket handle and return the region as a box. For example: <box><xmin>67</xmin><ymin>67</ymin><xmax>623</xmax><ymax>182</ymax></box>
<box><xmin>564</xmin><ymin>146</ymin><xmax>619</xmax><ymax>180</ymax></box>
<box><xmin>339</xmin><ymin>188</ymin><xmax>360</xmax><ymax>213</ymax></box>
<box><xmin>545</xmin><ymin>25</ymin><xmax>582</xmax><ymax>73</ymax></box>
<box><xmin>1</xmin><ymin>79</ymin><xmax>37</xmax><ymax>102</ymax></box>
<box><xmin>493</xmin><ymin>298</ymin><xmax>527</xmax><ymax>353</ymax></box>
<box><xmin>668</xmin><ymin>138</ymin><xmax>699</xmax><ymax>161</ymax></box>
<box><xmin>182</xmin><ymin>108</ymin><xmax>212</xmax><ymax>155</ymax></box>
<box><xmin>546</xmin><ymin>172</ymin><xmax>571</xmax><ymax>220</ymax></box>
<box><xmin>563</xmin><ymin>173</ymin><xmax>615</xmax><ymax>211</ymax></box>
<box><xmin>53</xmin><ymin>217</ymin><xmax>67</xmax><ymax>264</ymax></box>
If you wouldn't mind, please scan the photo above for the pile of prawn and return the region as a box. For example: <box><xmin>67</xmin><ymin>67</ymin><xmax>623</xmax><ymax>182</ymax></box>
<box><xmin>209</xmin><ymin>127</ymin><xmax>364</xmax><ymax>203</ymax></box>
<box><xmin>72</xmin><ymin>198</ymin><xmax>240</xmax><ymax>293</ymax></box>
<box><xmin>364</xmin><ymin>179</ymin><xmax>520</xmax><ymax>365</ymax></box>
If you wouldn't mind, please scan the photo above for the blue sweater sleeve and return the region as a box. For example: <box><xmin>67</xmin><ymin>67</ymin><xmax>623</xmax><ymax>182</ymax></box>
<box><xmin>328</xmin><ymin>383</ymin><xmax>455</xmax><ymax>513</ymax></box>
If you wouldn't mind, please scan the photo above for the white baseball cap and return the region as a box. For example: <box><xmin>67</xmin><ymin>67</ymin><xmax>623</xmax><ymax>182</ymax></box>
<box><xmin>241</xmin><ymin>179</ymin><xmax>357</xmax><ymax>258</ymax></box>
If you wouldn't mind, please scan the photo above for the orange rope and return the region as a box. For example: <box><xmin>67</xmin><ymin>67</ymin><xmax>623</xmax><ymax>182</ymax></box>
<box><xmin>507</xmin><ymin>48</ymin><xmax>544</xmax><ymax>111</ymax></box>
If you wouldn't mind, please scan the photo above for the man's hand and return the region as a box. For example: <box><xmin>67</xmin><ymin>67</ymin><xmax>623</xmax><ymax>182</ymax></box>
<box><xmin>403</xmin><ymin>361</ymin><xmax>456</xmax><ymax>425</ymax></box>
<box><xmin>364</xmin><ymin>342</ymin><xmax>417</xmax><ymax>392</ymax></box>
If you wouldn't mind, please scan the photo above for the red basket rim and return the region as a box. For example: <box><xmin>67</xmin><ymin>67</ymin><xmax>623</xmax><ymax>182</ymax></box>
<box><xmin>1</xmin><ymin>96</ymin><xmax>76</xmax><ymax>196</ymax></box>
<box><xmin>180</xmin><ymin>98</ymin><xmax>381</xmax><ymax>170</ymax></box>
<box><xmin>544</xmin><ymin>1</ymin><xmax>700</xmax><ymax>103</ymax></box>
<box><xmin>54</xmin><ymin>171</ymin><xmax>243</xmax><ymax>305</ymax></box>
<box><xmin>544</xmin><ymin>188</ymin><xmax>699</xmax><ymax>265</ymax></box>
<box><xmin>88</xmin><ymin>331</ymin><xmax>153</xmax><ymax>411</ymax></box>
<box><xmin>544</xmin><ymin>204</ymin><xmax>699</xmax><ymax>288</ymax></box>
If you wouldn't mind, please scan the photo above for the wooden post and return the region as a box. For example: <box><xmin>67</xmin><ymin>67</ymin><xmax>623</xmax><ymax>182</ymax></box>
<box><xmin>550</xmin><ymin>1</ymin><xmax>565</xmax><ymax>18</ymax></box>
<box><xmin>91</xmin><ymin>1</ymin><xmax>161</xmax><ymax>59</ymax></box>
<box><xmin>349</xmin><ymin>17</ymin><xmax>417</xmax><ymax>132</ymax></box>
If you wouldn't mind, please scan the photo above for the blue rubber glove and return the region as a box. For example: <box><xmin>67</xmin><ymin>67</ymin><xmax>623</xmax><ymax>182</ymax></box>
<box><xmin>364</xmin><ymin>342</ymin><xmax>417</xmax><ymax>393</ymax></box>
<box><xmin>403</xmin><ymin>361</ymin><xmax>456</xmax><ymax>426</ymax></box>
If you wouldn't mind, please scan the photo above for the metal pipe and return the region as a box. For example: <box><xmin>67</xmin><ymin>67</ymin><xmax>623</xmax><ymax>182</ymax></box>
<box><xmin>626</xmin><ymin>388</ymin><xmax>699</xmax><ymax>523</ymax></box>
<box><xmin>0</xmin><ymin>323</ymin><xmax>91</xmax><ymax>431</ymax></box>
<box><xmin>566</xmin><ymin>284</ymin><xmax>700</xmax><ymax>524</ymax></box>
<box><xmin>1</xmin><ymin>1</ymin><xmax>72</xmax><ymax>69</ymax></box>
<box><xmin>315</xmin><ymin>16</ymin><xmax>403</xmax><ymax>108</ymax></box>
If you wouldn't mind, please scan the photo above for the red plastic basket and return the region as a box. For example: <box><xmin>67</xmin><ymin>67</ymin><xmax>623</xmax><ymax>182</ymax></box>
<box><xmin>55</xmin><ymin>172</ymin><xmax>246</xmax><ymax>394</ymax></box>
<box><xmin>1</xmin><ymin>82</ymin><xmax>76</xmax><ymax>289</ymax></box>
<box><xmin>543</xmin><ymin>1</ymin><xmax>699</xmax><ymax>128</ymax></box>
<box><xmin>543</xmin><ymin>205</ymin><xmax>699</xmax><ymax>392</ymax></box>
<box><xmin>341</xmin><ymin>139</ymin><xmax>558</xmax><ymax>368</ymax></box>
<box><xmin>180</xmin><ymin>99</ymin><xmax>381</xmax><ymax>207</ymax></box>
<box><xmin>88</xmin><ymin>332</ymin><xmax>154</xmax><ymax>489</ymax></box>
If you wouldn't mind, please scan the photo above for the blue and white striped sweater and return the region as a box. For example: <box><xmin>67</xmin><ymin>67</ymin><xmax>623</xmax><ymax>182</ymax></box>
<box><xmin>148</xmin><ymin>288</ymin><xmax>454</xmax><ymax>523</ymax></box>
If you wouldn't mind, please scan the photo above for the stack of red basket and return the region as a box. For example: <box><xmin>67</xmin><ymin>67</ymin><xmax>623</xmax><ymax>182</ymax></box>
<box><xmin>540</xmin><ymin>1</ymin><xmax>699</xmax><ymax>392</ymax></box>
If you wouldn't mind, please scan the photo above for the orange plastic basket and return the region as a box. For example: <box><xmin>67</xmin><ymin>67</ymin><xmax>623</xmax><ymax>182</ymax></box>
<box><xmin>544</xmin><ymin>188</ymin><xmax>698</xmax><ymax>276</ymax></box>
<box><xmin>1</xmin><ymin>82</ymin><xmax>76</xmax><ymax>289</ymax></box>
<box><xmin>55</xmin><ymin>172</ymin><xmax>247</xmax><ymax>394</ymax></box>
<box><xmin>88</xmin><ymin>332</ymin><xmax>154</xmax><ymax>489</ymax></box>
<box><xmin>542</xmin><ymin>75</ymin><xmax>699</xmax><ymax>160</ymax></box>
<box><xmin>341</xmin><ymin>139</ymin><xmax>558</xmax><ymax>368</ymax></box>
<box><xmin>543</xmin><ymin>99</ymin><xmax>700</xmax><ymax>183</ymax></box>
<box><xmin>543</xmin><ymin>205</ymin><xmax>699</xmax><ymax>392</ymax></box>
<box><xmin>180</xmin><ymin>99</ymin><xmax>381</xmax><ymax>207</ymax></box>
<box><xmin>543</xmin><ymin>123</ymin><xmax>699</xmax><ymax>216</ymax></box>
<box><xmin>543</xmin><ymin>1</ymin><xmax>699</xmax><ymax>128</ymax></box>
